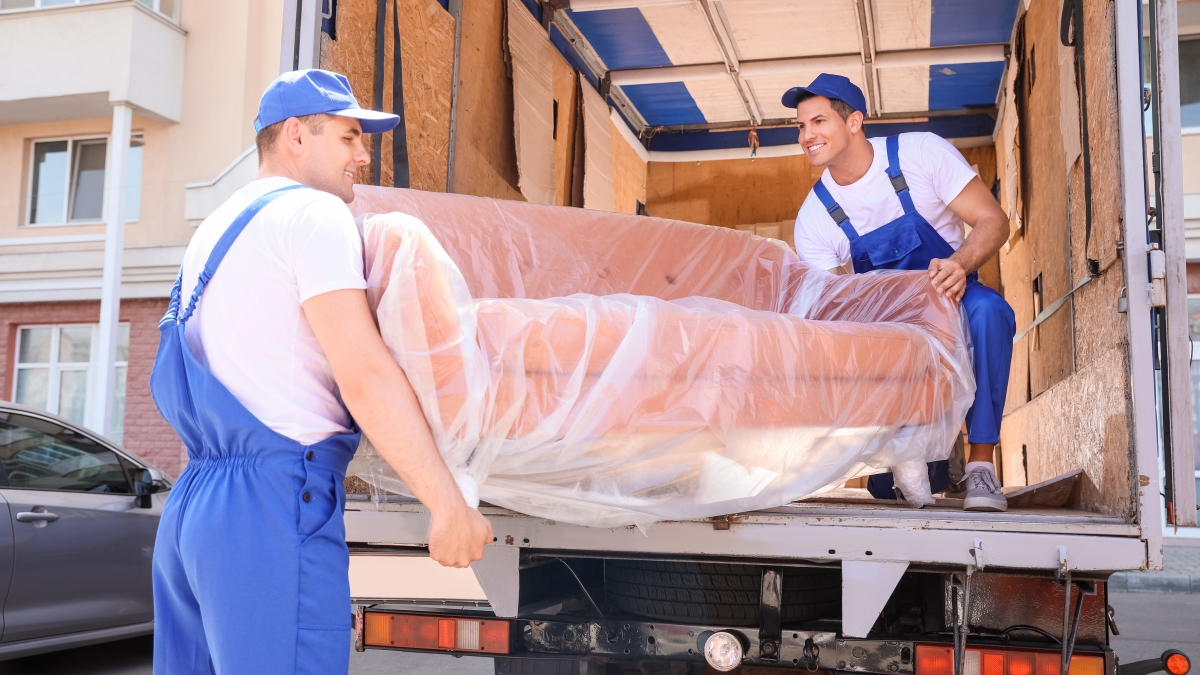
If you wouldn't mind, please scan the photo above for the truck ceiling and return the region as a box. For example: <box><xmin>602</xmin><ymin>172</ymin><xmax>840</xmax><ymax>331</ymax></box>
<box><xmin>537</xmin><ymin>0</ymin><xmax>1020</xmax><ymax>152</ymax></box>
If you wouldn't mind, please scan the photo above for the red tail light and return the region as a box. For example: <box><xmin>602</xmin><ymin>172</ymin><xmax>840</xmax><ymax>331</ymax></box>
<box><xmin>362</xmin><ymin>611</ymin><xmax>510</xmax><ymax>654</ymax></box>
<box><xmin>916</xmin><ymin>645</ymin><xmax>1104</xmax><ymax>675</ymax></box>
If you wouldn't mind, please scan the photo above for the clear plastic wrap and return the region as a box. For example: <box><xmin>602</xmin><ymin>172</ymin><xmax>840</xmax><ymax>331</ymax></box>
<box><xmin>347</xmin><ymin>187</ymin><xmax>974</xmax><ymax>527</ymax></box>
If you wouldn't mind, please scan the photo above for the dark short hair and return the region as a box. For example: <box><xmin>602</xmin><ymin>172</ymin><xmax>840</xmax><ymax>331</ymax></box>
<box><xmin>255</xmin><ymin>113</ymin><xmax>330</xmax><ymax>163</ymax></box>
<box><xmin>793</xmin><ymin>91</ymin><xmax>857</xmax><ymax>121</ymax></box>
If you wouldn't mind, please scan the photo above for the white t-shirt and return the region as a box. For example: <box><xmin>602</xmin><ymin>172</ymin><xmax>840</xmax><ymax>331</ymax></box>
<box><xmin>179</xmin><ymin>177</ymin><xmax>368</xmax><ymax>445</ymax></box>
<box><xmin>793</xmin><ymin>132</ymin><xmax>978</xmax><ymax>271</ymax></box>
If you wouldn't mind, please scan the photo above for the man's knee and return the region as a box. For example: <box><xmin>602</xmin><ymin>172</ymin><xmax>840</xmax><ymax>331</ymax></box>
<box><xmin>965</xmin><ymin>287</ymin><xmax>1015</xmax><ymax>336</ymax></box>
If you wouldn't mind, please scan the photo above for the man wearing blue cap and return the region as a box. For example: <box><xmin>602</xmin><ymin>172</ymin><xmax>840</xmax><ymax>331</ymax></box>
<box><xmin>150</xmin><ymin>70</ymin><xmax>492</xmax><ymax>674</ymax></box>
<box><xmin>782</xmin><ymin>74</ymin><xmax>1015</xmax><ymax>512</ymax></box>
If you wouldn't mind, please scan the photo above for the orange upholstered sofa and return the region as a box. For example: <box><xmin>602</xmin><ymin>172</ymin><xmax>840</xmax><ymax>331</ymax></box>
<box><xmin>347</xmin><ymin>186</ymin><xmax>973</xmax><ymax>526</ymax></box>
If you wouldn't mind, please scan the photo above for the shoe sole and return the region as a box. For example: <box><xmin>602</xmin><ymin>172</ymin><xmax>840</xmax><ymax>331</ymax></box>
<box><xmin>963</xmin><ymin>496</ymin><xmax>1008</xmax><ymax>512</ymax></box>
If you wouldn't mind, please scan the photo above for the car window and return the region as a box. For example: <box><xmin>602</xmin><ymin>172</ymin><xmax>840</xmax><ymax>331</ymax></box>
<box><xmin>0</xmin><ymin>412</ymin><xmax>132</xmax><ymax>494</ymax></box>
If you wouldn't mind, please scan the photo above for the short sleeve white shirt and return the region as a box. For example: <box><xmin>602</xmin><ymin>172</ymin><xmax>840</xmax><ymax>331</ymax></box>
<box><xmin>180</xmin><ymin>177</ymin><xmax>368</xmax><ymax>445</ymax></box>
<box><xmin>793</xmin><ymin>133</ymin><xmax>978</xmax><ymax>271</ymax></box>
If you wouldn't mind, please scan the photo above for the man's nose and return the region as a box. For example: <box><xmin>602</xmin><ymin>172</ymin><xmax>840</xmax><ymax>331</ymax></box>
<box><xmin>353</xmin><ymin>138</ymin><xmax>370</xmax><ymax>165</ymax></box>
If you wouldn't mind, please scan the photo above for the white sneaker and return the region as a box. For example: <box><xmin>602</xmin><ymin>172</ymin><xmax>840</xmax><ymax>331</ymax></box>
<box><xmin>963</xmin><ymin>465</ymin><xmax>1007</xmax><ymax>512</ymax></box>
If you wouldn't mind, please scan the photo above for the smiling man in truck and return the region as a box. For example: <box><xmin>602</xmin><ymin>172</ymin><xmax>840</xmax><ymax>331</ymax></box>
<box><xmin>785</xmin><ymin>73</ymin><xmax>1016</xmax><ymax>512</ymax></box>
<box><xmin>149</xmin><ymin>69</ymin><xmax>492</xmax><ymax>674</ymax></box>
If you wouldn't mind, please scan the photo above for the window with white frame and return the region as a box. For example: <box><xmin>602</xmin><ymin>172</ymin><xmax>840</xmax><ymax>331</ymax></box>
<box><xmin>26</xmin><ymin>134</ymin><xmax>143</xmax><ymax>226</ymax></box>
<box><xmin>0</xmin><ymin>0</ymin><xmax>179</xmax><ymax>22</ymax></box>
<box><xmin>12</xmin><ymin>324</ymin><xmax>130</xmax><ymax>445</ymax></box>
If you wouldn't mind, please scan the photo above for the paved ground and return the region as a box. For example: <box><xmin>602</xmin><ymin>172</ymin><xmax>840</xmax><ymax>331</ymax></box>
<box><xmin>3</xmin><ymin>546</ymin><xmax>1197</xmax><ymax>674</ymax></box>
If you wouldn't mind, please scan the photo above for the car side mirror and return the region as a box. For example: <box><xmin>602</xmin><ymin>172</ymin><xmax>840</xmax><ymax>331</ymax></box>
<box><xmin>134</xmin><ymin>469</ymin><xmax>153</xmax><ymax>509</ymax></box>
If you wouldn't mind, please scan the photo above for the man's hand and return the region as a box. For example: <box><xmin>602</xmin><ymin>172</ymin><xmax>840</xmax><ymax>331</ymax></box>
<box><xmin>429</xmin><ymin>502</ymin><xmax>494</xmax><ymax>568</ymax></box>
<box><xmin>303</xmin><ymin>288</ymin><xmax>492</xmax><ymax>567</ymax></box>
<box><xmin>928</xmin><ymin>257</ymin><xmax>968</xmax><ymax>302</ymax></box>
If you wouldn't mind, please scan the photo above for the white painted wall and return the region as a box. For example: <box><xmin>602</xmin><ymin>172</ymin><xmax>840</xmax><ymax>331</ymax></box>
<box><xmin>0</xmin><ymin>1</ymin><xmax>186</xmax><ymax>124</ymax></box>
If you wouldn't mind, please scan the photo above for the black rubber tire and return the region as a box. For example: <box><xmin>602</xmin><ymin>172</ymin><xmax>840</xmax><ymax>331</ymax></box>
<box><xmin>604</xmin><ymin>561</ymin><xmax>841</xmax><ymax>627</ymax></box>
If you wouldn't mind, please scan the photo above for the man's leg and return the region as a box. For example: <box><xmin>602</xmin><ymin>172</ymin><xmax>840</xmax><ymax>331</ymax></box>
<box><xmin>960</xmin><ymin>281</ymin><xmax>1016</xmax><ymax>511</ymax></box>
<box><xmin>178</xmin><ymin>459</ymin><xmax>352</xmax><ymax>675</ymax></box>
<box><xmin>154</xmin><ymin>474</ymin><xmax>214</xmax><ymax>675</ymax></box>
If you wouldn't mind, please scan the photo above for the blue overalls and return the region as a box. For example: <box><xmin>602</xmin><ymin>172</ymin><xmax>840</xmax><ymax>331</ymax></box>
<box><xmin>149</xmin><ymin>186</ymin><xmax>362</xmax><ymax>675</ymax></box>
<box><xmin>811</xmin><ymin>136</ymin><xmax>1016</xmax><ymax>498</ymax></box>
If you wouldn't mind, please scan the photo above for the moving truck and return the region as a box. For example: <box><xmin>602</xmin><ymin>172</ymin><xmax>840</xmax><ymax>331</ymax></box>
<box><xmin>280</xmin><ymin>0</ymin><xmax>1198</xmax><ymax>672</ymax></box>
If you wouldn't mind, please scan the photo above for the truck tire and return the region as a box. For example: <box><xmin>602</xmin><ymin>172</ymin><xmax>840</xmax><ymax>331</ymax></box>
<box><xmin>604</xmin><ymin>561</ymin><xmax>840</xmax><ymax>627</ymax></box>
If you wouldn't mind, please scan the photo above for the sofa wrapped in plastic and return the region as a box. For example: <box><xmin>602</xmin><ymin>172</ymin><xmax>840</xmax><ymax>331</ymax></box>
<box><xmin>346</xmin><ymin>186</ymin><xmax>975</xmax><ymax>528</ymax></box>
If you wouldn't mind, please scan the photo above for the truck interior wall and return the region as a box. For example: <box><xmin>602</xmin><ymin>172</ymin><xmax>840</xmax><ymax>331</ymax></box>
<box><xmin>611</xmin><ymin>119</ymin><xmax>647</xmax><ymax>215</ymax></box>
<box><xmin>321</xmin><ymin>0</ymin><xmax>522</xmax><ymax>199</ymax></box>
<box><xmin>319</xmin><ymin>0</ymin><xmax>454</xmax><ymax>192</ymax></box>
<box><xmin>995</xmin><ymin>0</ymin><xmax>1135</xmax><ymax>518</ymax></box>
<box><xmin>552</xmin><ymin>54</ymin><xmax>579</xmax><ymax>207</ymax></box>
<box><xmin>643</xmin><ymin>154</ymin><xmax>820</xmax><ymax>230</ymax></box>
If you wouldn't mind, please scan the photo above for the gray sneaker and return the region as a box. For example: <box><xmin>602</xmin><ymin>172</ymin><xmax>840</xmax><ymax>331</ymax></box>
<box><xmin>963</xmin><ymin>466</ymin><xmax>1008</xmax><ymax>512</ymax></box>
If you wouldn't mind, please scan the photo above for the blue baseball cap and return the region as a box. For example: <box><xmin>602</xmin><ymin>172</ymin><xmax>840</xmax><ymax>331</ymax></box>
<box><xmin>254</xmin><ymin>69</ymin><xmax>400</xmax><ymax>134</ymax></box>
<box><xmin>781</xmin><ymin>73</ymin><xmax>867</xmax><ymax>114</ymax></box>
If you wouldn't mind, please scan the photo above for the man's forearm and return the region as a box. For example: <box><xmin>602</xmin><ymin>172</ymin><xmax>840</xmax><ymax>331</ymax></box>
<box><xmin>949</xmin><ymin>212</ymin><xmax>1008</xmax><ymax>274</ymax></box>
<box><xmin>340</xmin><ymin>364</ymin><xmax>466</xmax><ymax>515</ymax></box>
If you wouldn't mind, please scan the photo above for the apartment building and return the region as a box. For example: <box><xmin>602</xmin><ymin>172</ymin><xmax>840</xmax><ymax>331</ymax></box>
<box><xmin>0</xmin><ymin>0</ymin><xmax>284</xmax><ymax>476</ymax></box>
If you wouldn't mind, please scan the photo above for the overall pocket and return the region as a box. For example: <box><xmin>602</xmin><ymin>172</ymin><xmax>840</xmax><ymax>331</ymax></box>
<box><xmin>861</xmin><ymin>220</ymin><xmax>923</xmax><ymax>269</ymax></box>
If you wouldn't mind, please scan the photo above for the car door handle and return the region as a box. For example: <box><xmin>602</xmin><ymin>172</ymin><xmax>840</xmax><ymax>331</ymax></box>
<box><xmin>16</xmin><ymin>511</ymin><xmax>60</xmax><ymax>523</ymax></box>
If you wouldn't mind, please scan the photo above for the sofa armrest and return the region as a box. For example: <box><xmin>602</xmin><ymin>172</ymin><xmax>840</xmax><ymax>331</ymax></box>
<box><xmin>805</xmin><ymin>270</ymin><xmax>964</xmax><ymax>349</ymax></box>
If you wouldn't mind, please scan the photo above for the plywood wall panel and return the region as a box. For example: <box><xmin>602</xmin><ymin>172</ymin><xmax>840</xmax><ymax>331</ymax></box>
<box><xmin>321</xmin><ymin>0</ymin><xmax>453</xmax><ymax>191</ymax></box>
<box><xmin>998</xmin><ymin>345</ymin><xmax>1134</xmax><ymax>517</ymax></box>
<box><xmin>1070</xmin><ymin>0</ymin><xmax>1126</xmax><ymax>369</ymax></box>
<box><xmin>395</xmin><ymin>0</ymin><xmax>454</xmax><ymax>192</ymax></box>
<box><xmin>644</xmin><ymin>154</ymin><xmax>816</xmax><ymax>228</ymax></box>
<box><xmin>321</xmin><ymin>0</ymin><xmax>379</xmax><ymax>186</ymax></box>
<box><xmin>552</xmin><ymin>54</ymin><xmax>578</xmax><ymax>206</ymax></box>
<box><xmin>612</xmin><ymin>120</ymin><xmax>647</xmax><ymax>215</ymax></box>
<box><xmin>507</xmin><ymin>0</ymin><xmax>557</xmax><ymax>204</ymax></box>
<box><xmin>582</xmin><ymin>82</ymin><xmax>615</xmax><ymax>211</ymax></box>
<box><xmin>1017</xmin><ymin>0</ymin><xmax>1074</xmax><ymax>399</ymax></box>
<box><xmin>451</xmin><ymin>0</ymin><xmax>523</xmax><ymax>200</ymax></box>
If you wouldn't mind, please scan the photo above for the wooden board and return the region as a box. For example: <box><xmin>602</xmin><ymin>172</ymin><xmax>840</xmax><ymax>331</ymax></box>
<box><xmin>320</xmin><ymin>0</ymin><xmax>380</xmax><ymax>186</ymax></box>
<box><xmin>450</xmin><ymin>0</ymin><xmax>523</xmax><ymax>200</ymax></box>
<box><xmin>611</xmin><ymin>120</ymin><xmax>647</xmax><ymax>215</ymax></box>
<box><xmin>395</xmin><ymin>0</ymin><xmax>454</xmax><ymax>192</ymax></box>
<box><xmin>552</xmin><ymin>52</ymin><xmax>578</xmax><ymax>206</ymax></box>
<box><xmin>320</xmin><ymin>0</ymin><xmax>453</xmax><ymax>191</ymax></box>
<box><xmin>507</xmin><ymin>0</ymin><xmax>556</xmax><ymax>204</ymax></box>
<box><xmin>1016</xmin><ymin>0</ymin><xmax>1074</xmax><ymax>398</ymax></box>
<box><xmin>581</xmin><ymin>80</ymin><xmax>614</xmax><ymax>211</ymax></box>
<box><xmin>645</xmin><ymin>154</ymin><xmax>815</xmax><ymax>228</ymax></box>
<box><xmin>1004</xmin><ymin>469</ymin><xmax>1083</xmax><ymax>508</ymax></box>
<box><xmin>998</xmin><ymin>345</ymin><xmax>1134</xmax><ymax>517</ymax></box>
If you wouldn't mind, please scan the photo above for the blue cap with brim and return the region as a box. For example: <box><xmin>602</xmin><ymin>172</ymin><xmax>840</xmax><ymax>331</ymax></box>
<box><xmin>254</xmin><ymin>69</ymin><xmax>401</xmax><ymax>134</ymax></box>
<box><xmin>781</xmin><ymin>73</ymin><xmax>867</xmax><ymax>114</ymax></box>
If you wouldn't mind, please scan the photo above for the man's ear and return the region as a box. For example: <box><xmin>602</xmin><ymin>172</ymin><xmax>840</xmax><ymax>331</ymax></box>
<box><xmin>847</xmin><ymin>111</ymin><xmax>864</xmax><ymax>135</ymax></box>
<box><xmin>282</xmin><ymin>117</ymin><xmax>305</xmax><ymax>154</ymax></box>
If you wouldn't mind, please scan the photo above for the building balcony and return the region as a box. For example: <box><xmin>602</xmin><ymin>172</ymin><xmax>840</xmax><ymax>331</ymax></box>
<box><xmin>0</xmin><ymin>0</ymin><xmax>186</xmax><ymax>125</ymax></box>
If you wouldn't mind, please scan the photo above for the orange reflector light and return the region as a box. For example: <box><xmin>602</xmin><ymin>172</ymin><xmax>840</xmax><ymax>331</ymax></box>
<box><xmin>361</xmin><ymin>612</ymin><xmax>510</xmax><ymax>654</ymax></box>
<box><xmin>917</xmin><ymin>645</ymin><xmax>1105</xmax><ymax>675</ymax></box>
<box><xmin>1167</xmin><ymin>653</ymin><xmax>1191</xmax><ymax>675</ymax></box>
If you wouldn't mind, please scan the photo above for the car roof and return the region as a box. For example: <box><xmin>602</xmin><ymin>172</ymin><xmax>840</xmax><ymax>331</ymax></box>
<box><xmin>0</xmin><ymin>400</ymin><xmax>168</xmax><ymax>475</ymax></box>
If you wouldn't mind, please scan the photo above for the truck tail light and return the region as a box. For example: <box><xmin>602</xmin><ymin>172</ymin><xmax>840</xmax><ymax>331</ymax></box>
<box><xmin>916</xmin><ymin>644</ymin><xmax>1104</xmax><ymax>675</ymax></box>
<box><xmin>361</xmin><ymin>611</ymin><xmax>510</xmax><ymax>654</ymax></box>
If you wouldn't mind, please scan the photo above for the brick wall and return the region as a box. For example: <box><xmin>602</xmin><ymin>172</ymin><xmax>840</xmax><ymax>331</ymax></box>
<box><xmin>0</xmin><ymin>299</ymin><xmax>187</xmax><ymax>477</ymax></box>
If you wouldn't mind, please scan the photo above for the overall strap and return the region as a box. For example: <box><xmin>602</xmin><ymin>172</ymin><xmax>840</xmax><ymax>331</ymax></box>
<box><xmin>178</xmin><ymin>185</ymin><xmax>308</xmax><ymax>324</ymax></box>
<box><xmin>885</xmin><ymin>135</ymin><xmax>917</xmax><ymax>214</ymax></box>
<box><xmin>812</xmin><ymin>178</ymin><xmax>860</xmax><ymax>242</ymax></box>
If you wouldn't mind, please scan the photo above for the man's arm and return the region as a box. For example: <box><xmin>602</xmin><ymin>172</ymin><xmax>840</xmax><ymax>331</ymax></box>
<box><xmin>303</xmin><ymin>288</ymin><xmax>493</xmax><ymax>568</ymax></box>
<box><xmin>928</xmin><ymin>176</ymin><xmax>1009</xmax><ymax>302</ymax></box>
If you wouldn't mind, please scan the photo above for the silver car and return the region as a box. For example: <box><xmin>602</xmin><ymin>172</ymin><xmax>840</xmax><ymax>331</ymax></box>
<box><xmin>0</xmin><ymin>401</ymin><xmax>170</xmax><ymax>660</ymax></box>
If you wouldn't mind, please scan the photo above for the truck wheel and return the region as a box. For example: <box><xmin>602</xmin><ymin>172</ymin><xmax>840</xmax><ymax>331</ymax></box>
<box><xmin>604</xmin><ymin>561</ymin><xmax>840</xmax><ymax>627</ymax></box>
